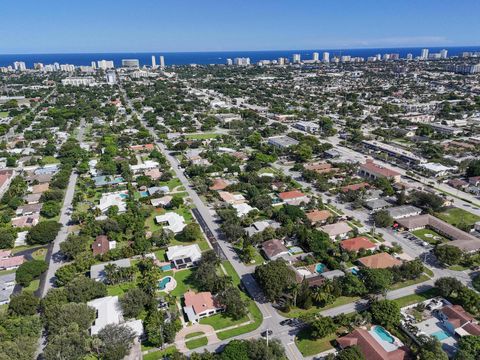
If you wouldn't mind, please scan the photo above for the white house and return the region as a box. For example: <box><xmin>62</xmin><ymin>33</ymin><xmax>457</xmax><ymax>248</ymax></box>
<box><xmin>166</xmin><ymin>244</ymin><xmax>202</xmax><ymax>269</ymax></box>
<box><xmin>155</xmin><ymin>212</ymin><xmax>186</xmax><ymax>233</ymax></box>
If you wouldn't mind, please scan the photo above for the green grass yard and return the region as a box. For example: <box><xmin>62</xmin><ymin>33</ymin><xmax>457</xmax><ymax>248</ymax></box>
<box><xmin>0</xmin><ymin>112</ymin><xmax>9</xmax><ymax>118</ymax></box>
<box><xmin>170</xmin><ymin>268</ymin><xmax>198</xmax><ymax>297</ymax></box>
<box><xmin>185</xmin><ymin>331</ymin><xmax>204</xmax><ymax>339</ymax></box>
<box><xmin>199</xmin><ymin>312</ymin><xmax>249</xmax><ymax>330</ymax></box>
<box><xmin>280</xmin><ymin>296</ymin><xmax>360</xmax><ymax>318</ymax></box>
<box><xmin>142</xmin><ymin>346</ymin><xmax>178</xmax><ymax>360</ymax></box>
<box><xmin>107</xmin><ymin>281</ymin><xmax>136</xmax><ymax>297</ymax></box>
<box><xmin>390</xmin><ymin>274</ymin><xmax>430</xmax><ymax>290</ymax></box>
<box><xmin>437</xmin><ymin>207</ymin><xmax>480</xmax><ymax>230</ymax></box>
<box><xmin>393</xmin><ymin>288</ymin><xmax>440</xmax><ymax>308</ymax></box>
<box><xmin>295</xmin><ymin>330</ymin><xmax>336</xmax><ymax>357</ymax></box>
<box><xmin>185</xmin><ymin>336</ymin><xmax>208</xmax><ymax>350</ymax></box>
<box><xmin>41</xmin><ymin>156</ymin><xmax>60</xmax><ymax>165</ymax></box>
<box><xmin>412</xmin><ymin>228</ymin><xmax>448</xmax><ymax>244</ymax></box>
<box><xmin>184</xmin><ymin>133</ymin><xmax>220</xmax><ymax>140</ymax></box>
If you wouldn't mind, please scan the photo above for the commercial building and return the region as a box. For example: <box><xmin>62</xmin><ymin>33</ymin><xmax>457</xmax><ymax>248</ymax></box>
<box><xmin>159</xmin><ymin>56</ymin><xmax>165</xmax><ymax>68</ymax></box>
<box><xmin>359</xmin><ymin>159</ymin><xmax>401</xmax><ymax>183</ymax></box>
<box><xmin>421</xmin><ymin>48</ymin><xmax>429</xmax><ymax>60</ymax></box>
<box><xmin>293</xmin><ymin>54</ymin><xmax>301</xmax><ymax>63</ymax></box>
<box><xmin>61</xmin><ymin>77</ymin><xmax>96</xmax><ymax>86</ymax></box>
<box><xmin>361</xmin><ymin>140</ymin><xmax>426</xmax><ymax>165</ymax></box>
<box><xmin>312</xmin><ymin>52</ymin><xmax>319</xmax><ymax>62</ymax></box>
<box><xmin>293</xmin><ymin>121</ymin><xmax>320</xmax><ymax>134</ymax></box>
<box><xmin>267</xmin><ymin>135</ymin><xmax>299</xmax><ymax>148</ymax></box>
<box><xmin>97</xmin><ymin>60</ymin><xmax>114</xmax><ymax>70</ymax></box>
<box><xmin>121</xmin><ymin>59</ymin><xmax>140</xmax><ymax>68</ymax></box>
<box><xmin>322</xmin><ymin>52</ymin><xmax>330</xmax><ymax>62</ymax></box>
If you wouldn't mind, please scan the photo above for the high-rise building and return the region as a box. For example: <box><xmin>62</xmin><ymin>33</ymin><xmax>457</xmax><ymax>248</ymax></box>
<box><xmin>97</xmin><ymin>60</ymin><xmax>114</xmax><ymax>70</ymax></box>
<box><xmin>159</xmin><ymin>56</ymin><xmax>165</xmax><ymax>68</ymax></box>
<box><xmin>60</xmin><ymin>64</ymin><xmax>75</xmax><ymax>72</ymax></box>
<box><xmin>151</xmin><ymin>55</ymin><xmax>157</xmax><ymax>68</ymax></box>
<box><xmin>322</xmin><ymin>52</ymin><xmax>330</xmax><ymax>63</ymax></box>
<box><xmin>91</xmin><ymin>61</ymin><xmax>97</xmax><ymax>69</ymax></box>
<box><xmin>421</xmin><ymin>48</ymin><xmax>429</xmax><ymax>60</ymax></box>
<box><xmin>440</xmin><ymin>49</ymin><xmax>448</xmax><ymax>59</ymax></box>
<box><xmin>312</xmin><ymin>52</ymin><xmax>319</xmax><ymax>62</ymax></box>
<box><xmin>34</xmin><ymin>63</ymin><xmax>44</xmax><ymax>70</ymax></box>
<box><xmin>122</xmin><ymin>59</ymin><xmax>140</xmax><ymax>68</ymax></box>
<box><xmin>293</xmin><ymin>54</ymin><xmax>301</xmax><ymax>63</ymax></box>
<box><xmin>106</xmin><ymin>71</ymin><xmax>117</xmax><ymax>84</ymax></box>
<box><xmin>13</xmin><ymin>61</ymin><xmax>26</xmax><ymax>71</ymax></box>
<box><xmin>234</xmin><ymin>57</ymin><xmax>250</xmax><ymax>66</ymax></box>
<box><xmin>406</xmin><ymin>53</ymin><xmax>413</xmax><ymax>60</ymax></box>
<box><xmin>278</xmin><ymin>57</ymin><xmax>285</xmax><ymax>65</ymax></box>
<box><xmin>226</xmin><ymin>58</ymin><xmax>233</xmax><ymax>66</ymax></box>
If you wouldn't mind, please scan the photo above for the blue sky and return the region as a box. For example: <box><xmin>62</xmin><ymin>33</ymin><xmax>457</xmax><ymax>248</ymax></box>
<box><xmin>1</xmin><ymin>0</ymin><xmax>479</xmax><ymax>54</ymax></box>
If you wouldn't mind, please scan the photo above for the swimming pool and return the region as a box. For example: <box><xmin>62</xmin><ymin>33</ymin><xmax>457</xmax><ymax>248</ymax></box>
<box><xmin>315</xmin><ymin>263</ymin><xmax>326</xmax><ymax>273</ymax></box>
<box><xmin>161</xmin><ymin>264</ymin><xmax>172</xmax><ymax>271</ymax></box>
<box><xmin>351</xmin><ymin>268</ymin><xmax>359</xmax><ymax>275</ymax></box>
<box><xmin>139</xmin><ymin>191</ymin><xmax>149</xmax><ymax>197</ymax></box>
<box><xmin>158</xmin><ymin>276</ymin><xmax>172</xmax><ymax>290</ymax></box>
<box><xmin>373</xmin><ymin>326</ymin><xmax>395</xmax><ymax>344</ymax></box>
<box><xmin>119</xmin><ymin>193</ymin><xmax>129</xmax><ymax>199</ymax></box>
<box><xmin>432</xmin><ymin>330</ymin><xmax>450</xmax><ymax>341</ymax></box>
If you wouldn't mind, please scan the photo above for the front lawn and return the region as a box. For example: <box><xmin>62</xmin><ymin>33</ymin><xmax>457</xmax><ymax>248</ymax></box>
<box><xmin>184</xmin><ymin>133</ymin><xmax>219</xmax><ymax>140</ymax></box>
<box><xmin>185</xmin><ymin>336</ymin><xmax>208</xmax><ymax>350</ymax></box>
<box><xmin>185</xmin><ymin>331</ymin><xmax>204</xmax><ymax>339</ymax></box>
<box><xmin>143</xmin><ymin>346</ymin><xmax>178</xmax><ymax>360</ymax></box>
<box><xmin>295</xmin><ymin>329</ymin><xmax>336</xmax><ymax>357</ymax></box>
<box><xmin>437</xmin><ymin>207</ymin><xmax>480</xmax><ymax>230</ymax></box>
<box><xmin>280</xmin><ymin>296</ymin><xmax>360</xmax><ymax>318</ymax></box>
<box><xmin>390</xmin><ymin>274</ymin><xmax>430</xmax><ymax>290</ymax></box>
<box><xmin>199</xmin><ymin>311</ymin><xmax>249</xmax><ymax>330</ymax></box>
<box><xmin>393</xmin><ymin>288</ymin><xmax>440</xmax><ymax>308</ymax></box>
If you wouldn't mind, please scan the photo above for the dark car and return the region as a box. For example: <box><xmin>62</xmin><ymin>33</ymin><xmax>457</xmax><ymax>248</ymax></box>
<box><xmin>261</xmin><ymin>330</ymin><xmax>273</xmax><ymax>337</ymax></box>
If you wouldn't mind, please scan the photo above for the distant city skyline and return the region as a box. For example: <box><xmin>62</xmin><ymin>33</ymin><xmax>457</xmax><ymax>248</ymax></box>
<box><xmin>1</xmin><ymin>0</ymin><xmax>480</xmax><ymax>54</ymax></box>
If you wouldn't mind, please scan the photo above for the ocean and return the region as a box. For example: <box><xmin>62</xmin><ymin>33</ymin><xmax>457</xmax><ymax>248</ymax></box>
<box><xmin>1</xmin><ymin>46</ymin><xmax>480</xmax><ymax>68</ymax></box>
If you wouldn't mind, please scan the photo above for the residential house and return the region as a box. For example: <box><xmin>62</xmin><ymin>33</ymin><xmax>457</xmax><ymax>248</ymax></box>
<box><xmin>218</xmin><ymin>191</ymin><xmax>246</xmax><ymax>205</ymax></box>
<box><xmin>438</xmin><ymin>305</ymin><xmax>480</xmax><ymax>337</ymax></box>
<box><xmin>245</xmin><ymin>220</ymin><xmax>281</xmax><ymax>237</ymax></box>
<box><xmin>90</xmin><ymin>259</ymin><xmax>131</xmax><ymax>282</ymax></box>
<box><xmin>306</xmin><ymin>209</ymin><xmax>332</xmax><ymax>226</ymax></box>
<box><xmin>129</xmin><ymin>144</ymin><xmax>155</xmax><ymax>152</ymax></box>
<box><xmin>93</xmin><ymin>175</ymin><xmax>125</xmax><ymax>187</ymax></box>
<box><xmin>150</xmin><ymin>195</ymin><xmax>173</xmax><ymax>208</ymax></box>
<box><xmin>340</xmin><ymin>237</ymin><xmax>378</xmax><ymax>252</ymax></box>
<box><xmin>0</xmin><ymin>273</ymin><xmax>16</xmax><ymax>305</ymax></box>
<box><xmin>183</xmin><ymin>290</ymin><xmax>224</xmax><ymax>323</ymax></box>
<box><xmin>15</xmin><ymin>203</ymin><xmax>43</xmax><ymax>216</ymax></box>
<box><xmin>87</xmin><ymin>296</ymin><xmax>143</xmax><ymax>336</ymax></box>
<box><xmin>304</xmin><ymin>162</ymin><xmax>337</xmax><ymax>175</ymax></box>
<box><xmin>31</xmin><ymin>183</ymin><xmax>49</xmax><ymax>194</ymax></box>
<box><xmin>97</xmin><ymin>191</ymin><xmax>128</xmax><ymax>214</ymax></box>
<box><xmin>320</xmin><ymin>221</ymin><xmax>351</xmax><ymax>240</ymax></box>
<box><xmin>155</xmin><ymin>212</ymin><xmax>186</xmax><ymax>233</ymax></box>
<box><xmin>232</xmin><ymin>203</ymin><xmax>256</xmax><ymax>217</ymax></box>
<box><xmin>166</xmin><ymin>244</ymin><xmax>202</xmax><ymax>269</ymax></box>
<box><xmin>278</xmin><ymin>190</ymin><xmax>309</xmax><ymax>206</ymax></box>
<box><xmin>209</xmin><ymin>178</ymin><xmax>230</xmax><ymax>191</ymax></box>
<box><xmin>341</xmin><ymin>182</ymin><xmax>369</xmax><ymax>193</ymax></box>
<box><xmin>11</xmin><ymin>213</ymin><xmax>40</xmax><ymax>228</ymax></box>
<box><xmin>337</xmin><ymin>328</ymin><xmax>409</xmax><ymax>360</ymax></box>
<box><xmin>0</xmin><ymin>255</ymin><xmax>25</xmax><ymax>270</ymax></box>
<box><xmin>144</xmin><ymin>168</ymin><xmax>162</xmax><ymax>180</ymax></box>
<box><xmin>357</xmin><ymin>252</ymin><xmax>402</xmax><ymax>269</ymax></box>
<box><xmin>92</xmin><ymin>235</ymin><xmax>116</xmax><ymax>256</ymax></box>
<box><xmin>261</xmin><ymin>239</ymin><xmax>290</xmax><ymax>261</ymax></box>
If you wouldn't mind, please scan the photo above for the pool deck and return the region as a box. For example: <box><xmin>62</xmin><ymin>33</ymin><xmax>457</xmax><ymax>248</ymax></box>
<box><xmin>368</xmin><ymin>326</ymin><xmax>402</xmax><ymax>352</ymax></box>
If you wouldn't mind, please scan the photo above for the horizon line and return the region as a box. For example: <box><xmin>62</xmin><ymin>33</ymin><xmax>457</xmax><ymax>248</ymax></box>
<box><xmin>2</xmin><ymin>44</ymin><xmax>480</xmax><ymax>56</ymax></box>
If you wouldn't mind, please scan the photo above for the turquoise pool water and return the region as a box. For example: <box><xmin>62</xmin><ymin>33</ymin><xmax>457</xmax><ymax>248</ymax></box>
<box><xmin>432</xmin><ymin>330</ymin><xmax>450</xmax><ymax>341</ymax></box>
<box><xmin>158</xmin><ymin>276</ymin><xmax>172</xmax><ymax>290</ymax></box>
<box><xmin>119</xmin><ymin>193</ymin><xmax>129</xmax><ymax>199</ymax></box>
<box><xmin>351</xmin><ymin>268</ymin><xmax>359</xmax><ymax>275</ymax></box>
<box><xmin>315</xmin><ymin>263</ymin><xmax>326</xmax><ymax>273</ymax></box>
<box><xmin>139</xmin><ymin>191</ymin><xmax>149</xmax><ymax>197</ymax></box>
<box><xmin>161</xmin><ymin>264</ymin><xmax>172</xmax><ymax>271</ymax></box>
<box><xmin>374</xmin><ymin>326</ymin><xmax>395</xmax><ymax>344</ymax></box>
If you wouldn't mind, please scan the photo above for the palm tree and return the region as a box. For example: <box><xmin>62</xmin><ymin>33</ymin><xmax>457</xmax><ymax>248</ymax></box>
<box><xmin>288</xmin><ymin>283</ymin><xmax>302</xmax><ymax>308</ymax></box>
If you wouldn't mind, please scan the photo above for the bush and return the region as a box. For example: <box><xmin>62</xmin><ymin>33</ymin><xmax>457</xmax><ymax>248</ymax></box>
<box><xmin>16</xmin><ymin>259</ymin><xmax>48</xmax><ymax>286</ymax></box>
<box><xmin>26</xmin><ymin>221</ymin><xmax>61</xmax><ymax>245</ymax></box>
<box><xmin>0</xmin><ymin>228</ymin><xmax>16</xmax><ymax>249</ymax></box>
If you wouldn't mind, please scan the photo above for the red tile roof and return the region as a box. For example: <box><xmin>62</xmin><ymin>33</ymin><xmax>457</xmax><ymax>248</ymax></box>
<box><xmin>0</xmin><ymin>255</ymin><xmax>25</xmax><ymax>269</ymax></box>
<box><xmin>92</xmin><ymin>235</ymin><xmax>110</xmax><ymax>256</ymax></box>
<box><xmin>338</xmin><ymin>328</ymin><xmax>409</xmax><ymax>360</ymax></box>
<box><xmin>361</xmin><ymin>160</ymin><xmax>401</xmax><ymax>178</ymax></box>
<box><xmin>278</xmin><ymin>190</ymin><xmax>306</xmax><ymax>200</ymax></box>
<box><xmin>341</xmin><ymin>237</ymin><xmax>377</xmax><ymax>252</ymax></box>
<box><xmin>357</xmin><ymin>252</ymin><xmax>402</xmax><ymax>269</ymax></box>
<box><xmin>341</xmin><ymin>182</ymin><xmax>369</xmax><ymax>193</ymax></box>
<box><xmin>184</xmin><ymin>290</ymin><xmax>220</xmax><ymax>315</ymax></box>
<box><xmin>130</xmin><ymin>144</ymin><xmax>154</xmax><ymax>151</ymax></box>
<box><xmin>441</xmin><ymin>305</ymin><xmax>479</xmax><ymax>333</ymax></box>
<box><xmin>306</xmin><ymin>209</ymin><xmax>332</xmax><ymax>223</ymax></box>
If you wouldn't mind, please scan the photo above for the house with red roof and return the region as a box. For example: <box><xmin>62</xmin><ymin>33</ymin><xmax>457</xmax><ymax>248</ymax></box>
<box><xmin>341</xmin><ymin>237</ymin><xmax>378</xmax><ymax>252</ymax></box>
<box><xmin>357</xmin><ymin>252</ymin><xmax>402</xmax><ymax>269</ymax></box>
<box><xmin>183</xmin><ymin>290</ymin><xmax>223</xmax><ymax>323</ymax></box>
<box><xmin>278</xmin><ymin>190</ymin><xmax>309</xmax><ymax>206</ymax></box>
<box><xmin>439</xmin><ymin>305</ymin><xmax>480</xmax><ymax>337</ymax></box>
<box><xmin>306</xmin><ymin>209</ymin><xmax>332</xmax><ymax>226</ymax></box>
<box><xmin>341</xmin><ymin>182</ymin><xmax>370</xmax><ymax>193</ymax></box>
<box><xmin>338</xmin><ymin>327</ymin><xmax>409</xmax><ymax>360</ymax></box>
<box><xmin>129</xmin><ymin>144</ymin><xmax>155</xmax><ymax>152</ymax></box>
<box><xmin>0</xmin><ymin>255</ymin><xmax>25</xmax><ymax>270</ymax></box>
